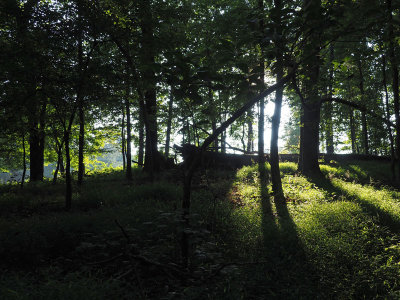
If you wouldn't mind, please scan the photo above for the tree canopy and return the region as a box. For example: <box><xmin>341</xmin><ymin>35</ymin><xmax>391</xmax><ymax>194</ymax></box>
<box><xmin>1</xmin><ymin>0</ymin><xmax>399</xmax><ymax>204</ymax></box>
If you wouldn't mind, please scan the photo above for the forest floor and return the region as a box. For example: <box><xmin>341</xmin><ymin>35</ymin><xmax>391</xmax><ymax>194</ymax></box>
<box><xmin>1</xmin><ymin>159</ymin><xmax>400</xmax><ymax>299</ymax></box>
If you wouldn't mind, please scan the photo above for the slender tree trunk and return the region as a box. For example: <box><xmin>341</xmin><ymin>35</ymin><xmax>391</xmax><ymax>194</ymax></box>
<box><xmin>60</xmin><ymin>154</ymin><xmax>65</xmax><ymax>174</ymax></box>
<box><xmin>361</xmin><ymin>111</ymin><xmax>369</xmax><ymax>154</ymax></box>
<box><xmin>165</xmin><ymin>87</ymin><xmax>174</xmax><ymax>156</ymax></box>
<box><xmin>53</xmin><ymin>154</ymin><xmax>60</xmax><ymax>184</ymax></box>
<box><xmin>299</xmin><ymin>107</ymin><xmax>304</xmax><ymax>166</ymax></box>
<box><xmin>270</xmin><ymin>69</ymin><xmax>284</xmax><ymax>200</ymax></box>
<box><xmin>241</xmin><ymin>123</ymin><xmax>246</xmax><ymax>152</ymax></box>
<box><xmin>186</xmin><ymin>120</ymin><xmax>191</xmax><ymax>145</ymax></box>
<box><xmin>326</xmin><ymin>44</ymin><xmax>335</xmax><ymax>154</ymax></box>
<box><xmin>208</xmin><ymin>86</ymin><xmax>218</xmax><ymax>152</ymax></box>
<box><xmin>77</xmin><ymin>91</ymin><xmax>85</xmax><ymax>185</ymax></box>
<box><xmin>29</xmin><ymin>125</ymin><xmax>41</xmax><ymax>181</ymax></box>
<box><xmin>121</xmin><ymin>106</ymin><xmax>126</xmax><ymax>170</ymax></box>
<box><xmin>350</xmin><ymin>109</ymin><xmax>357</xmax><ymax>154</ymax></box>
<box><xmin>247</xmin><ymin>110</ymin><xmax>253</xmax><ymax>153</ymax></box>
<box><xmin>29</xmin><ymin>101</ymin><xmax>46</xmax><ymax>182</ymax></box>
<box><xmin>21</xmin><ymin>133</ymin><xmax>26</xmax><ymax>188</ymax></box>
<box><xmin>64</xmin><ymin>131</ymin><xmax>72</xmax><ymax>211</ymax></box>
<box><xmin>140</xmin><ymin>0</ymin><xmax>159</xmax><ymax>173</ymax></box>
<box><xmin>138</xmin><ymin>97</ymin><xmax>145</xmax><ymax>166</ymax></box>
<box><xmin>358</xmin><ymin>60</ymin><xmax>369</xmax><ymax>154</ymax></box>
<box><xmin>387</xmin><ymin>0</ymin><xmax>400</xmax><ymax>182</ymax></box>
<box><xmin>38</xmin><ymin>102</ymin><xmax>46</xmax><ymax>180</ymax></box>
<box><xmin>258</xmin><ymin>0</ymin><xmax>265</xmax><ymax>166</ymax></box>
<box><xmin>221</xmin><ymin>130</ymin><xmax>226</xmax><ymax>153</ymax></box>
<box><xmin>53</xmin><ymin>141</ymin><xmax>63</xmax><ymax>184</ymax></box>
<box><xmin>382</xmin><ymin>55</ymin><xmax>396</xmax><ymax>180</ymax></box>
<box><xmin>270</xmin><ymin>0</ymin><xmax>284</xmax><ymax>201</ymax></box>
<box><xmin>77</xmin><ymin>14</ymin><xmax>85</xmax><ymax>186</ymax></box>
<box><xmin>125</xmin><ymin>71</ymin><xmax>132</xmax><ymax>180</ymax></box>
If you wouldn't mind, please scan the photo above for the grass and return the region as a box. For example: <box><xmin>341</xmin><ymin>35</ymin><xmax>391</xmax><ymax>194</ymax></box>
<box><xmin>1</xmin><ymin>160</ymin><xmax>400</xmax><ymax>298</ymax></box>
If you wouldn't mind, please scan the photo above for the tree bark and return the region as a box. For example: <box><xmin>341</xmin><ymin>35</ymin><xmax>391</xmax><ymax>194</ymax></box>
<box><xmin>298</xmin><ymin>0</ymin><xmax>322</xmax><ymax>176</ymax></box>
<box><xmin>358</xmin><ymin>60</ymin><xmax>369</xmax><ymax>155</ymax></box>
<box><xmin>64</xmin><ymin>130</ymin><xmax>72</xmax><ymax>211</ymax></box>
<box><xmin>29</xmin><ymin>101</ymin><xmax>46</xmax><ymax>182</ymax></box>
<box><xmin>382</xmin><ymin>55</ymin><xmax>396</xmax><ymax>180</ymax></box>
<box><xmin>125</xmin><ymin>70</ymin><xmax>132</xmax><ymax>180</ymax></box>
<box><xmin>247</xmin><ymin>110</ymin><xmax>254</xmax><ymax>153</ymax></box>
<box><xmin>299</xmin><ymin>101</ymin><xmax>321</xmax><ymax>175</ymax></box>
<box><xmin>121</xmin><ymin>105</ymin><xmax>126</xmax><ymax>171</ymax></box>
<box><xmin>258</xmin><ymin>0</ymin><xmax>265</xmax><ymax>166</ymax></box>
<box><xmin>138</xmin><ymin>96</ymin><xmax>145</xmax><ymax>167</ymax></box>
<box><xmin>165</xmin><ymin>87</ymin><xmax>174</xmax><ymax>157</ymax></box>
<box><xmin>325</xmin><ymin>44</ymin><xmax>335</xmax><ymax>154</ymax></box>
<box><xmin>53</xmin><ymin>140</ymin><xmax>63</xmax><ymax>185</ymax></box>
<box><xmin>270</xmin><ymin>0</ymin><xmax>284</xmax><ymax>201</ymax></box>
<box><xmin>140</xmin><ymin>0</ymin><xmax>159</xmax><ymax>173</ymax></box>
<box><xmin>77</xmin><ymin>8</ymin><xmax>85</xmax><ymax>186</ymax></box>
<box><xmin>350</xmin><ymin>110</ymin><xmax>357</xmax><ymax>154</ymax></box>
<box><xmin>21</xmin><ymin>132</ymin><xmax>26</xmax><ymax>188</ymax></box>
<box><xmin>387</xmin><ymin>0</ymin><xmax>400</xmax><ymax>182</ymax></box>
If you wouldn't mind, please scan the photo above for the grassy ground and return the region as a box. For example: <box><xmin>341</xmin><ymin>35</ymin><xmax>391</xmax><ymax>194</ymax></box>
<box><xmin>1</xmin><ymin>160</ymin><xmax>400</xmax><ymax>299</ymax></box>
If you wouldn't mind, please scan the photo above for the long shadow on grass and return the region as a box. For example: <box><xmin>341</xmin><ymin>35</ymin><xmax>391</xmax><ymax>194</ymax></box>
<box><xmin>245</xmin><ymin>163</ymin><xmax>320</xmax><ymax>299</ymax></box>
<box><xmin>309</xmin><ymin>175</ymin><xmax>400</xmax><ymax>233</ymax></box>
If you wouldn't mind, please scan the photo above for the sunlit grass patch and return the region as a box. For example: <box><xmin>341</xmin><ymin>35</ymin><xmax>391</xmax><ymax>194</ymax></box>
<box><xmin>235</xmin><ymin>164</ymin><xmax>265</xmax><ymax>183</ymax></box>
<box><xmin>320</xmin><ymin>160</ymin><xmax>392</xmax><ymax>185</ymax></box>
<box><xmin>282</xmin><ymin>175</ymin><xmax>327</xmax><ymax>203</ymax></box>
<box><xmin>279</xmin><ymin>162</ymin><xmax>297</xmax><ymax>175</ymax></box>
<box><xmin>293</xmin><ymin>200</ymin><xmax>400</xmax><ymax>298</ymax></box>
<box><xmin>331</xmin><ymin>179</ymin><xmax>400</xmax><ymax>231</ymax></box>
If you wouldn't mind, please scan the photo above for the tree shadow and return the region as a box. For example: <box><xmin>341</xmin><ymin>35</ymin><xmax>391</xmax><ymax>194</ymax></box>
<box><xmin>243</xmin><ymin>162</ymin><xmax>320</xmax><ymax>298</ymax></box>
<box><xmin>308</xmin><ymin>174</ymin><xmax>400</xmax><ymax>233</ymax></box>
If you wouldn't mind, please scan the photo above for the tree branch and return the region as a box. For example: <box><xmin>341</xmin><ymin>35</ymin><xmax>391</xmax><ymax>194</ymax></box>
<box><xmin>321</xmin><ymin>97</ymin><xmax>395</xmax><ymax>128</ymax></box>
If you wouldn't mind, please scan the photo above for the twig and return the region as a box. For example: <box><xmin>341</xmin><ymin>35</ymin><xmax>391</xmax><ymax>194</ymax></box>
<box><xmin>114</xmin><ymin>219</ymin><xmax>131</xmax><ymax>243</ymax></box>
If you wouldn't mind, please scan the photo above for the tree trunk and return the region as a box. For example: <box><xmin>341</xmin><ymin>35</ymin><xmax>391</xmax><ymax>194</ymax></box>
<box><xmin>270</xmin><ymin>0</ymin><xmax>284</xmax><ymax>201</ymax></box>
<box><xmin>121</xmin><ymin>105</ymin><xmax>126</xmax><ymax>171</ymax></box>
<box><xmin>53</xmin><ymin>141</ymin><xmax>63</xmax><ymax>184</ymax></box>
<box><xmin>247</xmin><ymin>110</ymin><xmax>253</xmax><ymax>153</ymax></box>
<box><xmin>77</xmin><ymin>14</ymin><xmax>85</xmax><ymax>186</ymax></box>
<box><xmin>138</xmin><ymin>97</ymin><xmax>145</xmax><ymax>166</ymax></box>
<box><xmin>29</xmin><ymin>127</ymin><xmax>42</xmax><ymax>181</ymax></box>
<box><xmin>358</xmin><ymin>60</ymin><xmax>369</xmax><ymax>154</ymax></box>
<box><xmin>140</xmin><ymin>0</ymin><xmax>159</xmax><ymax>173</ymax></box>
<box><xmin>125</xmin><ymin>73</ymin><xmax>132</xmax><ymax>180</ymax></box>
<box><xmin>208</xmin><ymin>86</ymin><xmax>218</xmax><ymax>152</ymax></box>
<box><xmin>77</xmin><ymin>90</ymin><xmax>85</xmax><ymax>185</ymax></box>
<box><xmin>299</xmin><ymin>101</ymin><xmax>321</xmax><ymax>175</ymax></box>
<box><xmin>165</xmin><ymin>87</ymin><xmax>174</xmax><ymax>156</ymax></box>
<box><xmin>29</xmin><ymin>101</ymin><xmax>46</xmax><ymax>182</ymax></box>
<box><xmin>221</xmin><ymin>130</ymin><xmax>226</xmax><ymax>153</ymax></box>
<box><xmin>387</xmin><ymin>0</ymin><xmax>400</xmax><ymax>182</ymax></box>
<box><xmin>21</xmin><ymin>133</ymin><xmax>26</xmax><ymax>188</ymax></box>
<box><xmin>298</xmin><ymin>0</ymin><xmax>322</xmax><ymax>176</ymax></box>
<box><xmin>361</xmin><ymin>111</ymin><xmax>369</xmax><ymax>154</ymax></box>
<box><xmin>299</xmin><ymin>107</ymin><xmax>304</xmax><ymax>167</ymax></box>
<box><xmin>65</xmin><ymin>131</ymin><xmax>72</xmax><ymax>211</ymax></box>
<box><xmin>382</xmin><ymin>55</ymin><xmax>396</xmax><ymax>180</ymax></box>
<box><xmin>325</xmin><ymin>44</ymin><xmax>335</xmax><ymax>154</ymax></box>
<box><xmin>258</xmin><ymin>0</ymin><xmax>265</xmax><ymax>166</ymax></box>
<box><xmin>350</xmin><ymin>109</ymin><xmax>357</xmax><ymax>154</ymax></box>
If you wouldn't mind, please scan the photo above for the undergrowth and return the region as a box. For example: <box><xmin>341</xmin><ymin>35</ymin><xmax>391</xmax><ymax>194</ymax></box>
<box><xmin>1</xmin><ymin>160</ymin><xmax>400</xmax><ymax>298</ymax></box>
